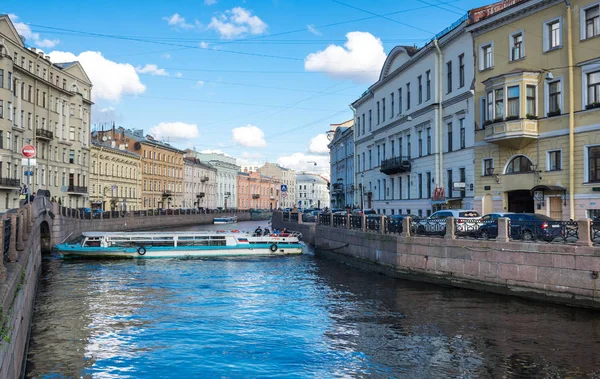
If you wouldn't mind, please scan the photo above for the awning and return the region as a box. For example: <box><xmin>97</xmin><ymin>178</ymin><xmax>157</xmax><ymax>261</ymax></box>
<box><xmin>530</xmin><ymin>185</ymin><xmax>567</xmax><ymax>194</ymax></box>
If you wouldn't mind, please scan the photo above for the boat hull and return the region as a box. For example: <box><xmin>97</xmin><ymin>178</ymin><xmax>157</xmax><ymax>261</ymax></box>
<box><xmin>56</xmin><ymin>244</ymin><xmax>303</xmax><ymax>259</ymax></box>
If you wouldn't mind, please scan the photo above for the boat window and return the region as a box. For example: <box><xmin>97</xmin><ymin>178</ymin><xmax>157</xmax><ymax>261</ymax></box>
<box><xmin>83</xmin><ymin>238</ymin><xmax>102</xmax><ymax>247</ymax></box>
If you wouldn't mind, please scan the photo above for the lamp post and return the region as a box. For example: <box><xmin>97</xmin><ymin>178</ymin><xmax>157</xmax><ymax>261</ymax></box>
<box><xmin>360</xmin><ymin>174</ymin><xmax>365</xmax><ymax>210</ymax></box>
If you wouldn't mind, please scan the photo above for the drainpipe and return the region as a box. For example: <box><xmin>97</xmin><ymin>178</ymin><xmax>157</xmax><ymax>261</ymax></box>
<box><xmin>433</xmin><ymin>40</ymin><xmax>444</xmax><ymax>193</ymax></box>
<box><xmin>350</xmin><ymin>104</ymin><xmax>357</xmax><ymax>207</ymax></box>
<box><xmin>565</xmin><ymin>0</ymin><xmax>575</xmax><ymax>220</ymax></box>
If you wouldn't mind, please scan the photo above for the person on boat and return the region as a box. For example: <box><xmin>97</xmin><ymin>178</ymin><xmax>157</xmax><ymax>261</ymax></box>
<box><xmin>281</xmin><ymin>228</ymin><xmax>289</xmax><ymax>237</ymax></box>
<box><xmin>254</xmin><ymin>226</ymin><xmax>262</xmax><ymax>237</ymax></box>
<box><xmin>273</xmin><ymin>228</ymin><xmax>280</xmax><ymax>235</ymax></box>
<box><xmin>263</xmin><ymin>227</ymin><xmax>270</xmax><ymax>236</ymax></box>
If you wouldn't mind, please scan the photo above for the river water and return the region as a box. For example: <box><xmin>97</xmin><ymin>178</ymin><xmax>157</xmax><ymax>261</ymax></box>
<box><xmin>26</xmin><ymin>221</ymin><xmax>600</xmax><ymax>378</ymax></box>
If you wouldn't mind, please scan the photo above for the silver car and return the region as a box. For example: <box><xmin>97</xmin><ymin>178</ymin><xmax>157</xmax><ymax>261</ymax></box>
<box><xmin>416</xmin><ymin>209</ymin><xmax>481</xmax><ymax>235</ymax></box>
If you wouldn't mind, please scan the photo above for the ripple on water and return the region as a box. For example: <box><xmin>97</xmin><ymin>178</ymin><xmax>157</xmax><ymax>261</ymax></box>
<box><xmin>25</xmin><ymin>232</ymin><xmax>600</xmax><ymax>378</ymax></box>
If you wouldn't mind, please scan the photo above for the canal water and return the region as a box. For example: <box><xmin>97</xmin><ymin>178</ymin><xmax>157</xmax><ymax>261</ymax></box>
<box><xmin>26</xmin><ymin>221</ymin><xmax>600</xmax><ymax>378</ymax></box>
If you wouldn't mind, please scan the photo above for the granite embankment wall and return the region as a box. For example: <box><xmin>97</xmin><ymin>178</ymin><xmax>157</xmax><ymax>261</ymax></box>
<box><xmin>271</xmin><ymin>212</ymin><xmax>316</xmax><ymax>246</ymax></box>
<box><xmin>273</xmin><ymin>213</ymin><xmax>600</xmax><ymax>309</ymax></box>
<box><xmin>51</xmin><ymin>205</ymin><xmax>252</xmax><ymax>245</ymax></box>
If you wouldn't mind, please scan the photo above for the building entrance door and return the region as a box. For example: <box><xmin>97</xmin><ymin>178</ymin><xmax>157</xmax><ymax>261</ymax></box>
<box><xmin>508</xmin><ymin>190</ymin><xmax>534</xmax><ymax>213</ymax></box>
<box><xmin>549</xmin><ymin>197</ymin><xmax>563</xmax><ymax>220</ymax></box>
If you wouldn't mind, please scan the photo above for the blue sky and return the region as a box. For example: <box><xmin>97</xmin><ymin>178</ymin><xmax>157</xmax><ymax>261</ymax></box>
<box><xmin>5</xmin><ymin>0</ymin><xmax>491</xmax><ymax>174</ymax></box>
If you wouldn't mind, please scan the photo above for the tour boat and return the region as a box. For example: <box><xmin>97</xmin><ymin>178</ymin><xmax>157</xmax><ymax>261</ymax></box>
<box><xmin>54</xmin><ymin>231</ymin><xmax>303</xmax><ymax>259</ymax></box>
<box><xmin>213</xmin><ymin>216</ymin><xmax>238</xmax><ymax>224</ymax></box>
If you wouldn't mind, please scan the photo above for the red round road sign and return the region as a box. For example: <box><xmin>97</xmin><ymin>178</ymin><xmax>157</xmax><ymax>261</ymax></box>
<box><xmin>22</xmin><ymin>145</ymin><xmax>36</xmax><ymax>159</ymax></box>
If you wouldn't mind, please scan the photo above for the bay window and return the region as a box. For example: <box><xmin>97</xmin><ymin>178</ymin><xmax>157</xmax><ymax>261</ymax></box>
<box><xmin>507</xmin><ymin>86</ymin><xmax>520</xmax><ymax>117</ymax></box>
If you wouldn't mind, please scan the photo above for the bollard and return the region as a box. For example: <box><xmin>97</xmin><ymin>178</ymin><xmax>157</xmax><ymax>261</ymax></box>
<box><xmin>346</xmin><ymin>213</ymin><xmax>351</xmax><ymax>229</ymax></box>
<box><xmin>380</xmin><ymin>215</ymin><xmax>387</xmax><ymax>234</ymax></box>
<box><xmin>497</xmin><ymin>217</ymin><xmax>510</xmax><ymax>242</ymax></box>
<box><xmin>298</xmin><ymin>214</ymin><xmax>303</xmax><ymax>224</ymax></box>
<box><xmin>576</xmin><ymin>218</ymin><xmax>592</xmax><ymax>247</ymax></box>
<box><xmin>362</xmin><ymin>214</ymin><xmax>367</xmax><ymax>232</ymax></box>
<box><xmin>444</xmin><ymin>217</ymin><xmax>456</xmax><ymax>240</ymax></box>
<box><xmin>402</xmin><ymin>216</ymin><xmax>412</xmax><ymax>238</ymax></box>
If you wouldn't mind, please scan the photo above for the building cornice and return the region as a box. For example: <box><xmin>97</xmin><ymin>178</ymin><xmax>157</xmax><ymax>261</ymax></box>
<box><xmin>442</xmin><ymin>90</ymin><xmax>474</xmax><ymax>108</ymax></box>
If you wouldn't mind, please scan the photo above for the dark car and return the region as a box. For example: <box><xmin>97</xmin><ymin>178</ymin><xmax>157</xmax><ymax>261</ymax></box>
<box><xmin>387</xmin><ymin>214</ymin><xmax>420</xmax><ymax>233</ymax></box>
<box><xmin>478</xmin><ymin>213</ymin><xmax>562</xmax><ymax>241</ymax></box>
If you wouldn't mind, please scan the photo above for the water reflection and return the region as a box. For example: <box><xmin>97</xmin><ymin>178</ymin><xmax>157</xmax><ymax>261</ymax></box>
<box><xmin>26</xmin><ymin>221</ymin><xmax>600</xmax><ymax>378</ymax></box>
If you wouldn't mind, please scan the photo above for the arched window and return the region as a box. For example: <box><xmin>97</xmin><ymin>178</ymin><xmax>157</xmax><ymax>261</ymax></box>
<box><xmin>505</xmin><ymin>155</ymin><xmax>533</xmax><ymax>174</ymax></box>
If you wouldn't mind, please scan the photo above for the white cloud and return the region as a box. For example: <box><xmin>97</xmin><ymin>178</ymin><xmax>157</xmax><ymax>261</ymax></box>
<box><xmin>308</xmin><ymin>134</ymin><xmax>330</xmax><ymax>154</ymax></box>
<box><xmin>200</xmin><ymin>149</ymin><xmax>232</xmax><ymax>157</ymax></box>
<box><xmin>150</xmin><ymin>122</ymin><xmax>199</xmax><ymax>142</ymax></box>
<box><xmin>92</xmin><ymin>106</ymin><xmax>118</xmax><ymax>124</ymax></box>
<box><xmin>208</xmin><ymin>7</ymin><xmax>267</xmax><ymax>39</ymax></box>
<box><xmin>196</xmin><ymin>80</ymin><xmax>205</xmax><ymax>87</ymax></box>
<box><xmin>199</xmin><ymin>41</ymin><xmax>210</xmax><ymax>48</ymax></box>
<box><xmin>175</xmin><ymin>72</ymin><xmax>183</xmax><ymax>78</ymax></box>
<box><xmin>47</xmin><ymin>51</ymin><xmax>145</xmax><ymax>101</ymax></box>
<box><xmin>136</xmin><ymin>64</ymin><xmax>169</xmax><ymax>76</ymax></box>
<box><xmin>277</xmin><ymin>153</ymin><xmax>330</xmax><ymax>175</ymax></box>
<box><xmin>205</xmin><ymin>0</ymin><xmax>217</xmax><ymax>4</ymax></box>
<box><xmin>304</xmin><ymin>31</ymin><xmax>387</xmax><ymax>83</ymax></box>
<box><xmin>8</xmin><ymin>14</ymin><xmax>59</xmax><ymax>48</ymax></box>
<box><xmin>307</xmin><ymin>24</ymin><xmax>322</xmax><ymax>36</ymax></box>
<box><xmin>163</xmin><ymin>13</ymin><xmax>196</xmax><ymax>30</ymax></box>
<box><xmin>232</xmin><ymin>125</ymin><xmax>267</xmax><ymax>148</ymax></box>
<box><xmin>161</xmin><ymin>53</ymin><xmax>171</xmax><ymax>60</ymax></box>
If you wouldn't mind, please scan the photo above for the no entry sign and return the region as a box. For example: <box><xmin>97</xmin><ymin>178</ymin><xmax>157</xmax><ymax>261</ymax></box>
<box><xmin>22</xmin><ymin>145</ymin><xmax>36</xmax><ymax>159</ymax></box>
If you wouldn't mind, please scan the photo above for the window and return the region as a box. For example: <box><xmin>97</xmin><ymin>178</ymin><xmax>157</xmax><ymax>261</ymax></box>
<box><xmin>544</xmin><ymin>19</ymin><xmax>562</xmax><ymax>51</ymax></box>
<box><xmin>69</xmin><ymin>126</ymin><xmax>75</xmax><ymax>140</ymax></box>
<box><xmin>398</xmin><ymin>137</ymin><xmax>403</xmax><ymax>159</ymax></box>
<box><xmin>459</xmin><ymin>54</ymin><xmax>465</xmax><ymax>88</ymax></box>
<box><xmin>548</xmin><ymin>80</ymin><xmax>562</xmax><ymax>114</ymax></box>
<box><xmin>0</xmin><ymin>69</ymin><xmax>3</xmax><ymax>88</ymax></box>
<box><xmin>69</xmin><ymin>150</ymin><xmax>75</xmax><ymax>164</ymax></box>
<box><xmin>398</xmin><ymin>88</ymin><xmax>403</xmax><ymax>114</ymax></box>
<box><xmin>399</xmin><ymin>177</ymin><xmax>403</xmax><ymax>200</ymax></box>
<box><xmin>495</xmin><ymin>88</ymin><xmax>504</xmax><ymax>119</ymax></box>
<box><xmin>426</xmin><ymin>127</ymin><xmax>431</xmax><ymax>155</ymax></box>
<box><xmin>526</xmin><ymin>85</ymin><xmax>536</xmax><ymax>115</ymax></box>
<box><xmin>426</xmin><ymin>70</ymin><xmax>431</xmax><ymax>100</ymax></box>
<box><xmin>369</xmin><ymin>149</ymin><xmax>372</xmax><ymax>169</ymax></box>
<box><xmin>418</xmin><ymin>131</ymin><xmax>423</xmax><ymax>157</ymax></box>
<box><xmin>483</xmin><ymin>158</ymin><xmax>494</xmax><ymax>176</ymax></box>
<box><xmin>547</xmin><ymin>150</ymin><xmax>562</xmax><ymax>171</ymax></box>
<box><xmin>426</xmin><ymin>172</ymin><xmax>431</xmax><ymax>198</ymax></box>
<box><xmin>486</xmin><ymin>92</ymin><xmax>493</xmax><ymax>121</ymax></box>
<box><xmin>377</xmin><ymin>101</ymin><xmax>380</xmax><ymax>124</ymax></box>
<box><xmin>356</xmin><ymin>116</ymin><xmax>361</xmax><ymax>136</ymax></box>
<box><xmin>390</xmin><ymin>93</ymin><xmax>394</xmax><ymax>118</ymax></box>
<box><xmin>0</xmin><ymin>100</ymin><xmax>2</xmax><ymax>118</ymax></box>
<box><xmin>481</xmin><ymin>43</ymin><xmax>493</xmax><ymax>70</ymax></box>
<box><xmin>587</xmin><ymin>70</ymin><xmax>600</xmax><ymax>105</ymax></box>
<box><xmin>418</xmin><ymin>75</ymin><xmax>423</xmax><ymax>104</ymax></box>
<box><xmin>407</xmin><ymin>176</ymin><xmax>411</xmax><ymax>199</ymax></box>
<box><xmin>506</xmin><ymin>155</ymin><xmax>533</xmax><ymax>174</ymax></box>
<box><xmin>406</xmin><ymin>83</ymin><xmax>411</xmax><ymax>110</ymax></box>
<box><xmin>418</xmin><ymin>173</ymin><xmax>423</xmax><ymax>199</ymax></box>
<box><xmin>407</xmin><ymin>135</ymin><xmax>411</xmax><ymax>159</ymax></box>
<box><xmin>459</xmin><ymin>168</ymin><xmax>466</xmax><ymax>197</ymax></box>
<box><xmin>7</xmin><ymin>72</ymin><xmax>11</xmax><ymax>91</ymax></box>
<box><xmin>507</xmin><ymin>86</ymin><xmax>520</xmax><ymax>117</ymax></box>
<box><xmin>447</xmin><ymin>122</ymin><xmax>453</xmax><ymax>152</ymax></box>
<box><xmin>377</xmin><ymin>145</ymin><xmax>381</xmax><ymax>166</ymax></box>
<box><xmin>583</xmin><ymin>4</ymin><xmax>599</xmax><ymax>39</ymax></box>
<box><xmin>369</xmin><ymin>110</ymin><xmax>372</xmax><ymax>131</ymax></box>
<box><xmin>447</xmin><ymin>169</ymin><xmax>453</xmax><ymax>198</ymax></box>
<box><xmin>362</xmin><ymin>113</ymin><xmax>365</xmax><ymax>134</ymax></box>
<box><xmin>459</xmin><ymin>119</ymin><xmax>465</xmax><ymax>149</ymax></box>
<box><xmin>446</xmin><ymin>61</ymin><xmax>452</xmax><ymax>93</ymax></box>
<box><xmin>510</xmin><ymin>32</ymin><xmax>524</xmax><ymax>60</ymax></box>
<box><xmin>382</xmin><ymin>98</ymin><xmax>386</xmax><ymax>122</ymax></box>
<box><xmin>588</xmin><ymin>146</ymin><xmax>600</xmax><ymax>182</ymax></box>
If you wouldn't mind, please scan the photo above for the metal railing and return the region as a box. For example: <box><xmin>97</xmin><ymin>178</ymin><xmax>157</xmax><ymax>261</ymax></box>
<box><xmin>332</xmin><ymin>214</ymin><xmax>347</xmax><ymax>228</ymax></box>
<box><xmin>67</xmin><ymin>185</ymin><xmax>87</xmax><ymax>193</ymax></box>
<box><xmin>36</xmin><ymin>128</ymin><xmax>54</xmax><ymax>139</ymax></box>
<box><xmin>290</xmin><ymin>213</ymin><xmax>298</xmax><ymax>222</ymax></box>
<box><xmin>366</xmin><ymin>217</ymin><xmax>381</xmax><ymax>232</ymax></box>
<box><xmin>3</xmin><ymin>219</ymin><xmax>11</xmax><ymax>262</ymax></box>
<box><xmin>0</xmin><ymin>178</ymin><xmax>21</xmax><ymax>188</ymax></box>
<box><xmin>318</xmin><ymin>213</ymin><xmax>330</xmax><ymax>226</ymax></box>
<box><xmin>414</xmin><ymin>220</ymin><xmax>446</xmax><ymax>237</ymax></box>
<box><xmin>508</xmin><ymin>220</ymin><xmax>578</xmax><ymax>243</ymax></box>
<box><xmin>283</xmin><ymin>212</ymin><xmax>290</xmax><ymax>221</ymax></box>
<box><xmin>349</xmin><ymin>215</ymin><xmax>362</xmax><ymax>230</ymax></box>
<box><xmin>593</xmin><ymin>221</ymin><xmax>600</xmax><ymax>245</ymax></box>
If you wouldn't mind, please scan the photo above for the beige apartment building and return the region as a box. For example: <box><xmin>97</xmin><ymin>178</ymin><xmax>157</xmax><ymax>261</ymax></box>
<box><xmin>90</xmin><ymin>142</ymin><xmax>142</xmax><ymax>211</ymax></box>
<box><xmin>258</xmin><ymin>162</ymin><xmax>296</xmax><ymax>209</ymax></box>
<box><xmin>183</xmin><ymin>155</ymin><xmax>217</xmax><ymax>209</ymax></box>
<box><xmin>0</xmin><ymin>14</ymin><xmax>92</xmax><ymax>210</ymax></box>
<box><xmin>237</xmin><ymin>171</ymin><xmax>279</xmax><ymax>210</ymax></box>
<box><xmin>468</xmin><ymin>0</ymin><xmax>600</xmax><ymax>220</ymax></box>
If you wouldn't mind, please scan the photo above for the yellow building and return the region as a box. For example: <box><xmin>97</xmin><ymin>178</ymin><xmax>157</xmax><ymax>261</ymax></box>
<box><xmin>90</xmin><ymin>142</ymin><xmax>142</xmax><ymax>211</ymax></box>
<box><xmin>468</xmin><ymin>0</ymin><xmax>600</xmax><ymax>220</ymax></box>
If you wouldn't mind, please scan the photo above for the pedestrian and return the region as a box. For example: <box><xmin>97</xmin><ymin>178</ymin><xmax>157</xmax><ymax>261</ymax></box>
<box><xmin>254</xmin><ymin>226</ymin><xmax>262</xmax><ymax>237</ymax></box>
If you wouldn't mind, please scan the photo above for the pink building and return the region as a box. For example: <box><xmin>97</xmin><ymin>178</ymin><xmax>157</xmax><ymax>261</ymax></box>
<box><xmin>237</xmin><ymin>171</ymin><xmax>280</xmax><ymax>210</ymax></box>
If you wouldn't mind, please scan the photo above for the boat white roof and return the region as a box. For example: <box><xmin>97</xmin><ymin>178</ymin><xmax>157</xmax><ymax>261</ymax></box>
<box><xmin>82</xmin><ymin>231</ymin><xmax>245</xmax><ymax>237</ymax></box>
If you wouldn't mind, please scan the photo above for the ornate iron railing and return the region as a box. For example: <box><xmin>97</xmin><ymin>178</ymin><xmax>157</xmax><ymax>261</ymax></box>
<box><xmin>508</xmin><ymin>220</ymin><xmax>578</xmax><ymax>243</ymax></box>
<box><xmin>283</xmin><ymin>212</ymin><xmax>290</xmax><ymax>221</ymax></box>
<box><xmin>415</xmin><ymin>220</ymin><xmax>446</xmax><ymax>236</ymax></box>
<box><xmin>349</xmin><ymin>215</ymin><xmax>362</xmax><ymax>230</ymax></box>
<box><xmin>318</xmin><ymin>213</ymin><xmax>330</xmax><ymax>226</ymax></box>
<box><xmin>290</xmin><ymin>213</ymin><xmax>299</xmax><ymax>222</ymax></box>
<box><xmin>592</xmin><ymin>221</ymin><xmax>600</xmax><ymax>245</ymax></box>
<box><xmin>366</xmin><ymin>216</ymin><xmax>381</xmax><ymax>232</ymax></box>
<box><xmin>332</xmin><ymin>214</ymin><xmax>347</xmax><ymax>228</ymax></box>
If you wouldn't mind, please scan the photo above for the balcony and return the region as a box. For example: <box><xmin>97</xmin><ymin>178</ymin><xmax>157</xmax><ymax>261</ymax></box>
<box><xmin>252</xmin><ymin>194</ymin><xmax>260</xmax><ymax>199</ymax></box>
<box><xmin>197</xmin><ymin>192</ymin><xmax>205</xmax><ymax>198</ymax></box>
<box><xmin>0</xmin><ymin>178</ymin><xmax>20</xmax><ymax>189</ymax></box>
<box><xmin>200</xmin><ymin>176</ymin><xmax>209</xmax><ymax>182</ymax></box>
<box><xmin>36</xmin><ymin>128</ymin><xmax>54</xmax><ymax>141</ymax></box>
<box><xmin>484</xmin><ymin>118</ymin><xmax>539</xmax><ymax>149</ymax></box>
<box><xmin>333</xmin><ymin>183</ymin><xmax>344</xmax><ymax>193</ymax></box>
<box><xmin>380</xmin><ymin>156</ymin><xmax>411</xmax><ymax>175</ymax></box>
<box><xmin>67</xmin><ymin>185</ymin><xmax>87</xmax><ymax>195</ymax></box>
<box><xmin>162</xmin><ymin>190</ymin><xmax>173</xmax><ymax>197</ymax></box>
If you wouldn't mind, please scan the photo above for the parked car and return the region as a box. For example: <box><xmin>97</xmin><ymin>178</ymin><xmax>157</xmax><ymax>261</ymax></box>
<box><xmin>387</xmin><ymin>214</ymin><xmax>420</xmax><ymax>233</ymax></box>
<box><xmin>416</xmin><ymin>209</ymin><xmax>481</xmax><ymax>235</ymax></box>
<box><xmin>302</xmin><ymin>210</ymin><xmax>320</xmax><ymax>222</ymax></box>
<box><xmin>478</xmin><ymin>213</ymin><xmax>562</xmax><ymax>241</ymax></box>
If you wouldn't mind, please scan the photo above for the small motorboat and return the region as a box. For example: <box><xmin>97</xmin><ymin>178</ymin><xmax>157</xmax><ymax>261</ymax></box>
<box><xmin>213</xmin><ymin>216</ymin><xmax>237</xmax><ymax>224</ymax></box>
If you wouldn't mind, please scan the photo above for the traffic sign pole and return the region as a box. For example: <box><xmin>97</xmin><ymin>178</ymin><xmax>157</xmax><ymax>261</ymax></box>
<box><xmin>22</xmin><ymin>143</ymin><xmax>37</xmax><ymax>205</ymax></box>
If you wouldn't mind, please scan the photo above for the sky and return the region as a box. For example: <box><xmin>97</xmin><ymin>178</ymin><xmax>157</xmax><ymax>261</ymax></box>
<box><xmin>4</xmin><ymin>0</ymin><xmax>492</xmax><ymax>176</ymax></box>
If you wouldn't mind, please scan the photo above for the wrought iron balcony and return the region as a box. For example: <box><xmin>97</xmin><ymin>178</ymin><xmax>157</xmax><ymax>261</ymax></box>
<box><xmin>252</xmin><ymin>194</ymin><xmax>260</xmax><ymax>199</ymax></box>
<box><xmin>197</xmin><ymin>192</ymin><xmax>205</xmax><ymax>198</ymax></box>
<box><xmin>200</xmin><ymin>176</ymin><xmax>209</xmax><ymax>182</ymax></box>
<box><xmin>36</xmin><ymin>128</ymin><xmax>54</xmax><ymax>140</ymax></box>
<box><xmin>333</xmin><ymin>183</ymin><xmax>344</xmax><ymax>193</ymax></box>
<box><xmin>380</xmin><ymin>156</ymin><xmax>411</xmax><ymax>175</ymax></box>
<box><xmin>484</xmin><ymin>118</ymin><xmax>539</xmax><ymax>149</ymax></box>
<box><xmin>162</xmin><ymin>190</ymin><xmax>173</xmax><ymax>197</ymax></box>
<box><xmin>67</xmin><ymin>185</ymin><xmax>87</xmax><ymax>194</ymax></box>
<box><xmin>0</xmin><ymin>178</ymin><xmax>20</xmax><ymax>188</ymax></box>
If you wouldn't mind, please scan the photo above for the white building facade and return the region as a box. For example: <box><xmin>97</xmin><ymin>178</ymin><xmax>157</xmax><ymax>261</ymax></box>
<box><xmin>328</xmin><ymin>121</ymin><xmax>355</xmax><ymax>209</ymax></box>
<box><xmin>296</xmin><ymin>172</ymin><xmax>329</xmax><ymax>209</ymax></box>
<box><xmin>195</xmin><ymin>152</ymin><xmax>239</xmax><ymax>210</ymax></box>
<box><xmin>352</xmin><ymin>16</ymin><xmax>476</xmax><ymax>218</ymax></box>
<box><xmin>183</xmin><ymin>156</ymin><xmax>217</xmax><ymax>210</ymax></box>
